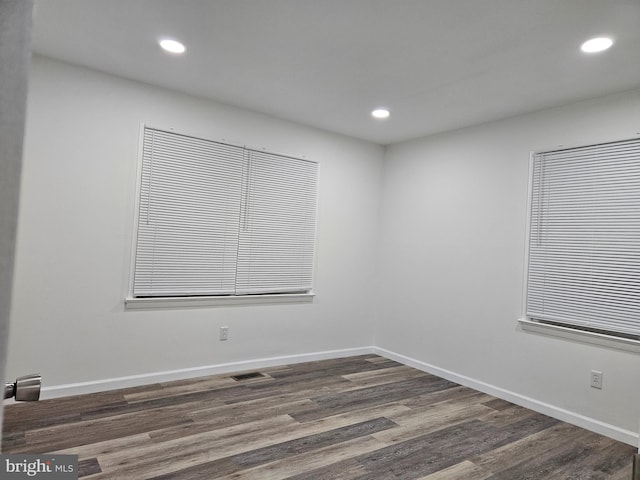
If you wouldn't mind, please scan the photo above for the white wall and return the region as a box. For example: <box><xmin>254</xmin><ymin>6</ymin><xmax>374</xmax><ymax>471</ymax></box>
<box><xmin>377</xmin><ymin>88</ymin><xmax>640</xmax><ymax>440</ymax></box>
<box><xmin>0</xmin><ymin>0</ymin><xmax>33</xmax><ymax>440</ymax></box>
<box><xmin>8</xmin><ymin>54</ymin><xmax>640</xmax><ymax>445</ymax></box>
<box><xmin>6</xmin><ymin>55</ymin><xmax>383</xmax><ymax>388</ymax></box>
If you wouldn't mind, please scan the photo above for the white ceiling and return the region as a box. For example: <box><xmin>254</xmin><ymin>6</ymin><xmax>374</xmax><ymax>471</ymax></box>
<box><xmin>31</xmin><ymin>0</ymin><xmax>640</xmax><ymax>145</ymax></box>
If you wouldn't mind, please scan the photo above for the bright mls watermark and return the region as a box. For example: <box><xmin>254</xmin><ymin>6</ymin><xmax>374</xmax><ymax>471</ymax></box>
<box><xmin>0</xmin><ymin>455</ymin><xmax>77</xmax><ymax>479</ymax></box>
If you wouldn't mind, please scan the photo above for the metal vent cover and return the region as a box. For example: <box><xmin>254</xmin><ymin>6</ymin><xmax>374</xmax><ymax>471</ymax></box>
<box><xmin>231</xmin><ymin>372</ymin><xmax>265</xmax><ymax>381</ymax></box>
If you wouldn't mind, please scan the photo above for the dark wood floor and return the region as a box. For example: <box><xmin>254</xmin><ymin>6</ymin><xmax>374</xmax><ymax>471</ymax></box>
<box><xmin>2</xmin><ymin>355</ymin><xmax>635</xmax><ymax>479</ymax></box>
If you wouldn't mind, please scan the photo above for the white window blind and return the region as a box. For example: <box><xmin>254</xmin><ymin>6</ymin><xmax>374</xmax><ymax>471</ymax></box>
<box><xmin>526</xmin><ymin>138</ymin><xmax>640</xmax><ymax>337</ymax></box>
<box><xmin>236</xmin><ymin>150</ymin><xmax>318</xmax><ymax>294</ymax></box>
<box><xmin>132</xmin><ymin>127</ymin><xmax>318</xmax><ymax>298</ymax></box>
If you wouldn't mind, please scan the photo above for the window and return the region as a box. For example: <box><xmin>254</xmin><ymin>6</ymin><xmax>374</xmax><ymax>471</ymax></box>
<box><xmin>129</xmin><ymin>127</ymin><xmax>318</xmax><ymax>304</ymax></box>
<box><xmin>525</xmin><ymin>137</ymin><xmax>640</xmax><ymax>339</ymax></box>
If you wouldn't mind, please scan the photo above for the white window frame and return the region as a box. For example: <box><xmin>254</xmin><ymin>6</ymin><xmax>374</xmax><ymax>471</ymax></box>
<box><xmin>519</xmin><ymin>137</ymin><xmax>640</xmax><ymax>352</ymax></box>
<box><xmin>125</xmin><ymin>125</ymin><xmax>317</xmax><ymax>309</ymax></box>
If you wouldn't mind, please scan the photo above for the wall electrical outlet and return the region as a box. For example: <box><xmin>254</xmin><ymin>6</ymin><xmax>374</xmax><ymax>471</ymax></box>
<box><xmin>219</xmin><ymin>326</ymin><xmax>229</xmax><ymax>341</ymax></box>
<box><xmin>590</xmin><ymin>370</ymin><xmax>603</xmax><ymax>389</ymax></box>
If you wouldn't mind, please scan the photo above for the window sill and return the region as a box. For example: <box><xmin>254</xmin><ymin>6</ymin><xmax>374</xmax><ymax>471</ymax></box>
<box><xmin>518</xmin><ymin>318</ymin><xmax>640</xmax><ymax>354</ymax></box>
<box><xmin>125</xmin><ymin>292</ymin><xmax>315</xmax><ymax>310</ymax></box>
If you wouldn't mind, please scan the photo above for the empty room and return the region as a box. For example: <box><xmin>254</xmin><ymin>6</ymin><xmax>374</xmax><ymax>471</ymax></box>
<box><xmin>2</xmin><ymin>0</ymin><xmax>640</xmax><ymax>478</ymax></box>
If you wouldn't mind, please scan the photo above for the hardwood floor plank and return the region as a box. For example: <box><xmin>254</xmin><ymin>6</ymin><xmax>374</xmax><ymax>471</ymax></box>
<box><xmin>358</xmin><ymin>413</ymin><xmax>559</xmax><ymax>480</ymax></box>
<box><xmin>18</xmin><ymin>403</ymin><xmax>193</xmax><ymax>453</ymax></box>
<box><xmin>93</xmin><ymin>406</ymin><xmax>397</xmax><ymax>478</ymax></box>
<box><xmin>313</xmin><ymin>375</ymin><xmax>457</xmax><ymax>409</ymax></box>
<box><xmin>1</xmin><ymin>429</ymin><xmax>26</xmax><ymax>449</ymax></box>
<box><xmin>282</xmin><ymin>458</ymin><xmax>371</xmax><ymax>480</ymax></box>
<box><xmin>289</xmin><ymin>401</ymin><xmax>410</xmax><ymax>427</ymax></box>
<box><xmin>51</xmin><ymin>432</ymin><xmax>151</xmax><ymax>461</ymax></box>
<box><xmin>223</xmin><ymin>375</ymin><xmax>354</xmax><ymax>405</ymax></box>
<box><xmin>483</xmin><ymin>429</ymin><xmax>613</xmax><ymax>479</ymax></box>
<box><xmin>482</xmin><ymin>398</ymin><xmax>516</xmax><ymax>411</ymax></box>
<box><xmin>400</xmin><ymin>384</ymin><xmax>492</xmax><ymax>408</ymax></box>
<box><xmin>364</xmin><ymin>355</ymin><xmax>392</xmax><ymax>363</ymax></box>
<box><xmin>358</xmin><ymin>419</ymin><xmax>505</xmax><ymax>479</ymax></box>
<box><xmin>232</xmin><ymin>417</ymin><xmax>396</xmax><ymax>469</ymax></box>
<box><xmin>371</xmin><ymin>403</ymin><xmax>495</xmax><ymax>444</ymax></box>
<box><xmin>190</xmin><ymin>391</ymin><xmax>315</xmax><ymax>417</ymax></box>
<box><xmin>291</xmin><ymin>376</ymin><xmax>458</xmax><ymax>423</ymax></box>
<box><xmin>479</xmin><ymin>403</ymin><xmax>540</xmax><ymax>427</ymax></box>
<box><xmin>84</xmin><ymin>417</ymin><xmax>295</xmax><ymax>479</ymax></box>
<box><xmin>77</xmin><ymin>458</ymin><xmax>102</xmax><ymax>477</ymax></box>
<box><xmin>148</xmin><ymin>421</ymin><xmax>394</xmax><ymax>480</ymax></box>
<box><xmin>470</xmin><ymin>422</ymin><xmax>590</xmax><ymax>474</ymax></box>
<box><xmin>543</xmin><ymin>440</ymin><xmax>635</xmax><ymax>479</ymax></box>
<box><xmin>267</xmin><ymin>356</ymin><xmax>396</xmax><ymax>380</ymax></box>
<box><xmin>124</xmin><ymin>375</ymin><xmax>242</xmax><ymax>403</ymax></box>
<box><xmin>340</xmin><ymin>365</ymin><xmax>429</xmax><ymax>388</ymax></box>
<box><xmin>215</xmin><ymin>436</ymin><xmax>385</xmax><ymax>480</ymax></box>
<box><xmin>417</xmin><ymin>460</ymin><xmax>493</xmax><ymax>480</ymax></box>
<box><xmin>2</xmin><ymin>355</ymin><xmax>633</xmax><ymax>479</ymax></box>
<box><xmin>388</xmin><ymin>389</ymin><xmax>494</xmax><ymax>425</ymax></box>
<box><xmin>149</xmin><ymin>399</ymin><xmax>315</xmax><ymax>443</ymax></box>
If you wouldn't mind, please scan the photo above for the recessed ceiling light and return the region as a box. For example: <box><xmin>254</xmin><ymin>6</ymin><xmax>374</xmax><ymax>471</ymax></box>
<box><xmin>159</xmin><ymin>38</ymin><xmax>186</xmax><ymax>54</ymax></box>
<box><xmin>371</xmin><ymin>108</ymin><xmax>390</xmax><ymax>119</ymax></box>
<box><xmin>580</xmin><ymin>37</ymin><xmax>613</xmax><ymax>53</ymax></box>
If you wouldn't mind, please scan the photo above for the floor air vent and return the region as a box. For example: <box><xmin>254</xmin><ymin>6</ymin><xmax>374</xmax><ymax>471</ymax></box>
<box><xmin>231</xmin><ymin>372</ymin><xmax>265</xmax><ymax>381</ymax></box>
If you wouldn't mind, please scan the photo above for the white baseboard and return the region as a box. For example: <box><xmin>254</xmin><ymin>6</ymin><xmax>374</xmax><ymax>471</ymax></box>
<box><xmin>40</xmin><ymin>346</ymin><xmax>374</xmax><ymax>399</ymax></box>
<box><xmin>373</xmin><ymin>346</ymin><xmax>639</xmax><ymax>447</ymax></box>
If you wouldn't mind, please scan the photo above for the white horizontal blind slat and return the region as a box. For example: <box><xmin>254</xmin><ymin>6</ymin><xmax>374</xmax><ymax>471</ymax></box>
<box><xmin>526</xmin><ymin>138</ymin><xmax>640</xmax><ymax>336</ymax></box>
<box><xmin>133</xmin><ymin>128</ymin><xmax>243</xmax><ymax>296</ymax></box>
<box><xmin>236</xmin><ymin>150</ymin><xmax>318</xmax><ymax>295</ymax></box>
